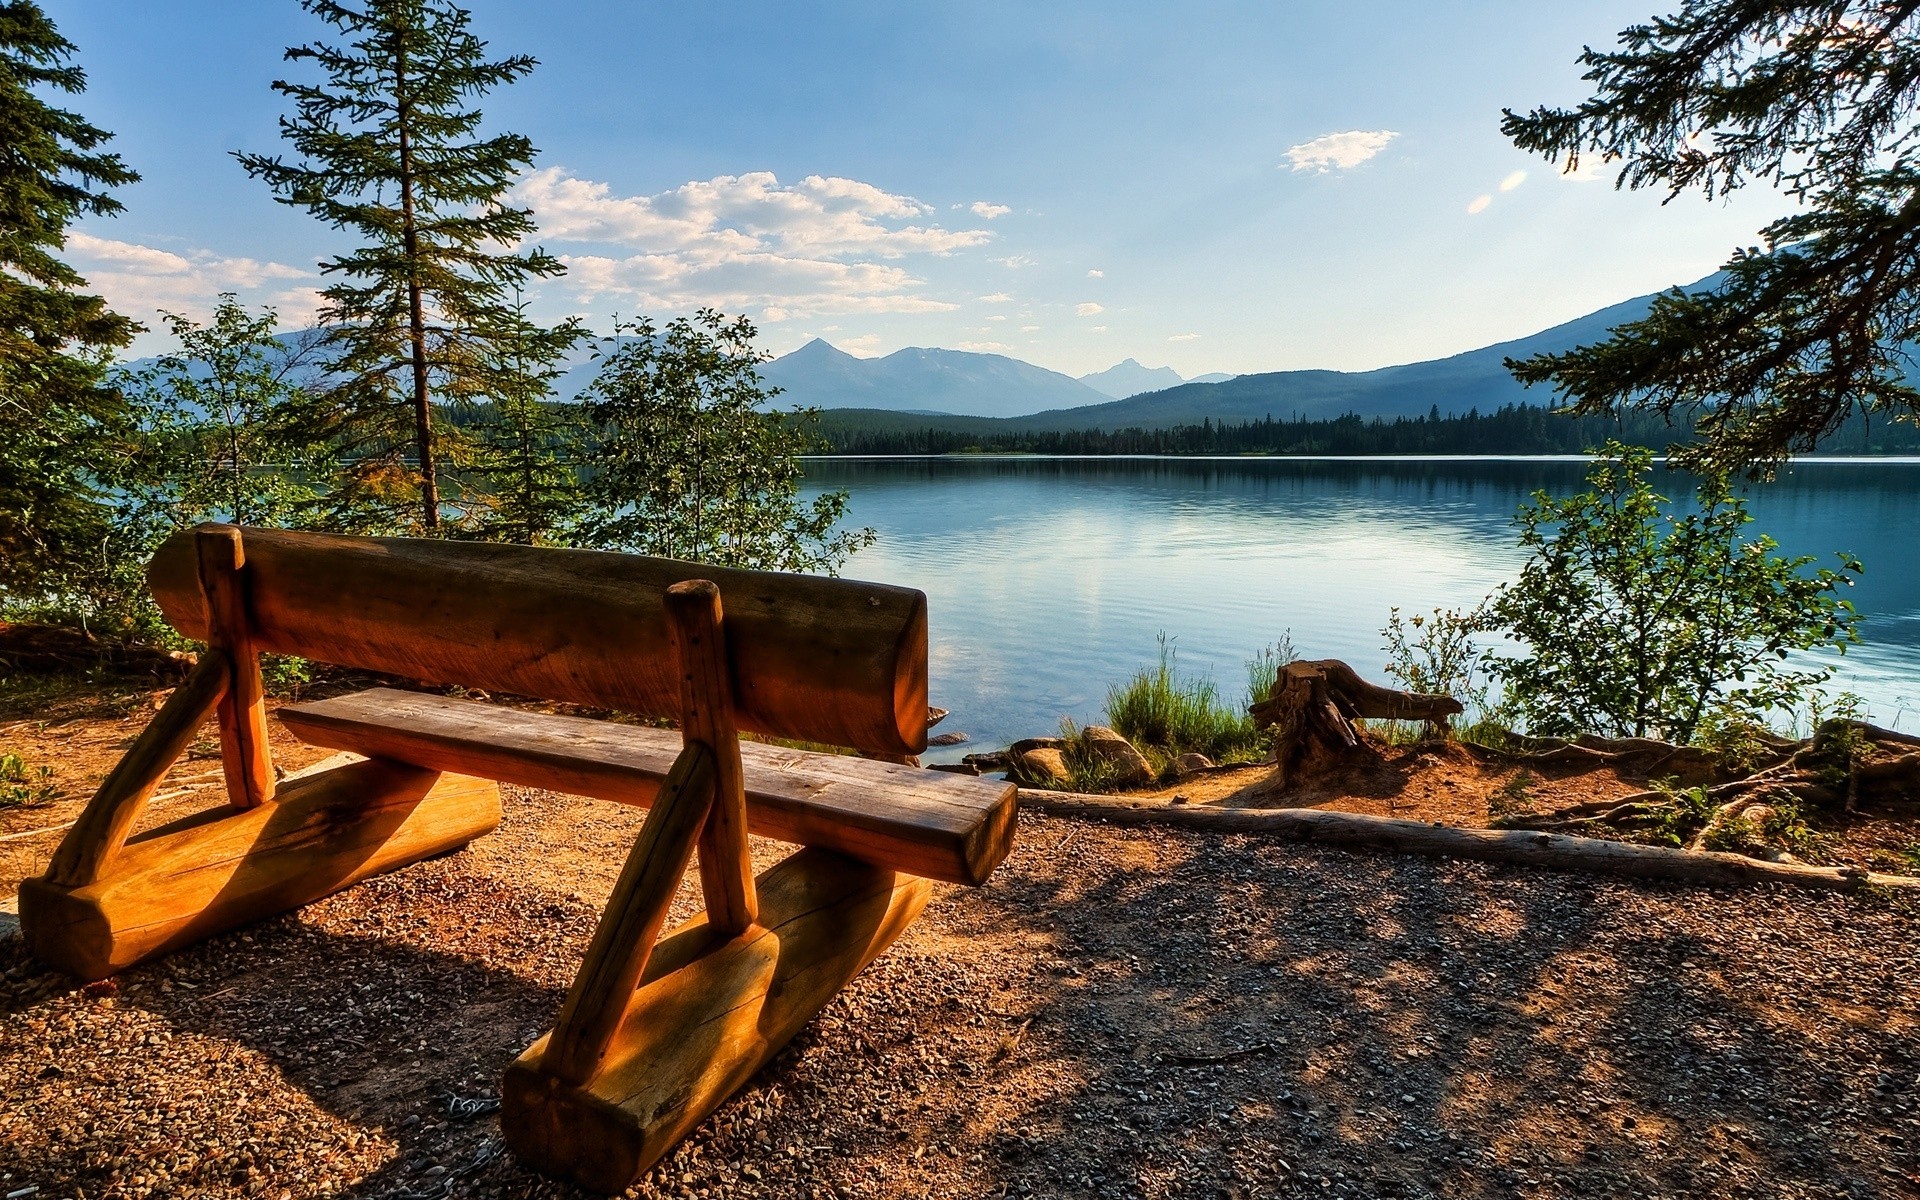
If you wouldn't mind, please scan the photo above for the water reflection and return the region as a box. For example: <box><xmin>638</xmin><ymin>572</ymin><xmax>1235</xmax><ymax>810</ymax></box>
<box><xmin>802</xmin><ymin>457</ymin><xmax>1920</xmax><ymax>760</ymax></box>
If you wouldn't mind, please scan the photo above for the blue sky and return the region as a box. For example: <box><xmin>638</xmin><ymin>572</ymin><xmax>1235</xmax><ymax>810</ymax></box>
<box><xmin>47</xmin><ymin>1</ymin><xmax>1791</xmax><ymax>376</ymax></box>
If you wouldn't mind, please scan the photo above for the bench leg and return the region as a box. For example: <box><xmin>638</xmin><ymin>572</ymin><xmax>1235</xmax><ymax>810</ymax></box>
<box><xmin>502</xmin><ymin>846</ymin><xmax>931</xmax><ymax>1194</ymax></box>
<box><xmin>19</xmin><ymin>757</ymin><xmax>500</xmax><ymax>981</ymax></box>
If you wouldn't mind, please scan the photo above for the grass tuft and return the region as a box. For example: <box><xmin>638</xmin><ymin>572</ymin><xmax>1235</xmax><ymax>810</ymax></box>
<box><xmin>1104</xmin><ymin>634</ymin><xmax>1268</xmax><ymax>765</ymax></box>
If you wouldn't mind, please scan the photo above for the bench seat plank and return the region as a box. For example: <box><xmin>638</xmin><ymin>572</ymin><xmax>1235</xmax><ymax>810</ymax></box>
<box><xmin>279</xmin><ymin>689</ymin><xmax>1016</xmax><ymax>886</ymax></box>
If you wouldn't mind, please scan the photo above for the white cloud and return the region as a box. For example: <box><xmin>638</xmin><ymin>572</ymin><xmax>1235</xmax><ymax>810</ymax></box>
<box><xmin>839</xmin><ymin>333</ymin><xmax>884</xmax><ymax>357</ymax></box>
<box><xmin>956</xmin><ymin>339</ymin><xmax>1009</xmax><ymax>352</ymax></box>
<box><xmin>1169</xmin><ymin>332</ymin><xmax>1201</xmax><ymax>342</ymax></box>
<box><xmin>515</xmin><ymin>167</ymin><xmax>993</xmax><ymax>320</ymax></box>
<box><xmin>1498</xmin><ymin>170</ymin><xmax>1527</xmax><ymax>192</ymax></box>
<box><xmin>970</xmin><ymin>201</ymin><xmax>1011</xmax><ymax>219</ymax></box>
<box><xmin>66</xmin><ymin>232</ymin><xmax>320</xmax><ymax>325</ymax></box>
<box><xmin>1090</xmin><ymin>325</ymin><xmax>1108</xmax><ymax>333</ymax></box>
<box><xmin>1020</xmin><ymin>324</ymin><xmax>1040</xmax><ymax>332</ymax></box>
<box><xmin>978</xmin><ymin>292</ymin><xmax>1013</xmax><ymax>303</ymax></box>
<box><xmin>1075</xmin><ymin>302</ymin><xmax>1104</xmax><ymax>316</ymax></box>
<box><xmin>1285</xmin><ymin>130</ymin><xmax>1398</xmax><ymax>173</ymax></box>
<box><xmin>990</xmin><ymin>254</ymin><xmax>1036</xmax><ymax>269</ymax></box>
<box><xmin>1086</xmin><ymin>268</ymin><xmax>1104</xmax><ymax>278</ymax></box>
<box><xmin>558</xmin><ymin>250</ymin><xmax>959</xmax><ymax>320</ymax></box>
<box><xmin>985</xmin><ymin>314</ymin><xmax>1006</xmax><ymax>322</ymax></box>
<box><xmin>1466</xmin><ymin>194</ymin><xmax>1493</xmax><ymax>215</ymax></box>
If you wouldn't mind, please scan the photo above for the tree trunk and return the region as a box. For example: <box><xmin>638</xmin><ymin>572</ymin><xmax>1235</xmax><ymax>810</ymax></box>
<box><xmin>395</xmin><ymin>46</ymin><xmax>438</xmax><ymax>534</ymax></box>
<box><xmin>1249</xmin><ymin>659</ymin><xmax>1463</xmax><ymax>788</ymax></box>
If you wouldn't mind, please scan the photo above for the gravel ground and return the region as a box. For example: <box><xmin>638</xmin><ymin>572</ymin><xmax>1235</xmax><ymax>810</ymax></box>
<box><xmin>3</xmin><ymin>787</ymin><xmax>1918</xmax><ymax>1200</ymax></box>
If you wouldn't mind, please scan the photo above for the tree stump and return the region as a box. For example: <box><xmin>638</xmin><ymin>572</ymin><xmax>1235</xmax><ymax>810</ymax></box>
<box><xmin>1249</xmin><ymin>659</ymin><xmax>1464</xmax><ymax>789</ymax></box>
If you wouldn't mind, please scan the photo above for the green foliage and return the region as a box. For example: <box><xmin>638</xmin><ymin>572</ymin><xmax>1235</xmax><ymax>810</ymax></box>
<box><xmin>1382</xmin><ymin>604</ymin><xmax>1488</xmax><ymax>703</ymax></box>
<box><xmin>1483</xmin><ymin>442</ymin><xmax>1859</xmax><ymax>742</ymax></box>
<box><xmin>1104</xmin><ymin>633</ymin><xmax>1265</xmax><ymax>763</ymax></box>
<box><xmin>0</xmin><ymin>752</ymin><xmax>60</xmax><ymax>809</ymax></box>
<box><xmin>117</xmin><ymin>296</ymin><xmax>325</xmax><ymax>526</ymax></box>
<box><xmin>466</xmin><ymin>298</ymin><xmax>585</xmax><ymax>545</ymax></box>
<box><xmin>49</xmin><ymin>297</ymin><xmax>326</xmax><ymax>639</ymax></box>
<box><xmin>235</xmin><ymin>0</ymin><xmax>581</xmax><ymax>534</ymax></box>
<box><xmin>1503</xmin><ymin>2</ymin><xmax>1920</xmax><ymax>474</ymax></box>
<box><xmin>0</xmin><ymin>1</ymin><xmax>140</xmax><ymax>615</ymax></box>
<box><xmin>577</xmin><ymin>310</ymin><xmax>873</xmax><ymax>573</ymax></box>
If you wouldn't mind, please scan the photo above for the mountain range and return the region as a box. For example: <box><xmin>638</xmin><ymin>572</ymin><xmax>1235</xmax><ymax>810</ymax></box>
<box><xmin>121</xmin><ymin>276</ymin><xmax>1700</xmax><ymax>431</ymax></box>
<box><xmin>756</xmin><ymin>277</ymin><xmax>1702</xmax><ymax>429</ymax></box>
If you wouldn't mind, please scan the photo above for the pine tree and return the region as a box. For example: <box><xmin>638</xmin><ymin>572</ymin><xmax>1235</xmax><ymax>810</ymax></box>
<box><xmin>1503</xmin><ymin>3</ymin><xmax>1920</xmax><ymax>474</ymax></box>
<box><xmin>467</xmin><ymin>300</ymin><xmax>584</xmax><ymax>545</ymax></box>
<box><xmin>0</xmin><ymin>1</ymin><xmax>139</xmax><ymax>609</ymax></box>
<box><xmin>235</xmin><ymin>0</ymin><xmax>580</xmax><ymax>534</ymax></box>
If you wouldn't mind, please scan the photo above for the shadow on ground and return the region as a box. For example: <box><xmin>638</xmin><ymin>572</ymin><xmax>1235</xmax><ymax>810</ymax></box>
<box><xmin>2</xmin><ymin>796</ymin><xmax>1917</xmax><ymax>1200</ymax></box>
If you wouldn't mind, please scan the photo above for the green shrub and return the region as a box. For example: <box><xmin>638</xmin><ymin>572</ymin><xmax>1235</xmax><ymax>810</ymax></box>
<box><xmin>1482</xmin><ymin>443</ymin><xmax>1860</xmax><ymax>742</ymax></box>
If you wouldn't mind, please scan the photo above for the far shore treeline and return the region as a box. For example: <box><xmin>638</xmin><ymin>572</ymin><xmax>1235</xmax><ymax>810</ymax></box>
<box><xmin>804</xmin><ymin>403</ymin><xmax>1917</xmax><ymax>458</ymax></box>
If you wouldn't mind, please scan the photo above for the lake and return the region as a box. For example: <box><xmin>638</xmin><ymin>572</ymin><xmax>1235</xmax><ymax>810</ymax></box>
<box><xmin>801</xmin><ymin>456</ymin><xmax>1920</xmax><ymax>762</ymax></box>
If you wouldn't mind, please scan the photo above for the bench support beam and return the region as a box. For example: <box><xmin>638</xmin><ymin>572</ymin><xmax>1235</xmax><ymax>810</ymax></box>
<box><xmin>666</xmin><ymin>579</ymin><xmax>757</xmax><ymax>936</ymax></box>
<box><xmin>22</xmin><ymin>757</ymin><xmax>500</xmax><ymax>981</ymax></box>
<box><xmin>197</xmin><ymin>526</ymin><xmax>275</xmax><ymax>810</ymax></box>
<box><xmin>503</xmin><ymin>846</ymin><xmax>931</xmax><ymax>1193</ymax></box>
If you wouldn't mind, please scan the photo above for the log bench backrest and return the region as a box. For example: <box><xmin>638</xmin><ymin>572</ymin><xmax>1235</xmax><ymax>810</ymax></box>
<box><xmin>147</xmin><ymin>524</ymin><xmax>930</xmax><ymax>758</ymax></box>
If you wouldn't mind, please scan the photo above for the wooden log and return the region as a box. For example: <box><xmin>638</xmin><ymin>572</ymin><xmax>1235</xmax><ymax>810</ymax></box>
<box><xmin>502</xmin><ymin>847</ymin><xmax>931</xmax><ymax>1193</ymax></box>
<box><xmin>544</xmin><ymin>743</ymin><xmax>717</xmax><ymax>1086</ymax></box>
<box><xmin>665</xmin><ymin>580</ymin><xmax>756</xmax><ymax>937</ymax></box>
<box><xmin>43</xmin><ymin>654</ymin><xmax>230</xmax><ymax>889</ymax></box>
<box><xmin>19</xmin><ymin>758</ymin><xmax>500</xmax><ymax>981</ymax></box>
<box><xmin>280</xmin><ymin>688</ymin><xmax>1016</xmax><ymax>885</ymax></box>
<box><xmin>148</xmin><ymin>524</ymin><xmax>929</xmax><ymax>757</ymax></box>
<box><xmin>196</xmin><ymin>527</ymin><xmax>274</xmax><ymax>809</ymax></box>
<box><xmin>1015</xmin><ymin>789</ymin><xmax>1920</xmax><ymax>892</ymax></box>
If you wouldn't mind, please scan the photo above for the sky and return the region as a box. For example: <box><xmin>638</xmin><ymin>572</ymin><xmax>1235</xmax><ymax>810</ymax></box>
<box><xmin>45</xmin><ymin>1</ymin><xmax>1796</xmax><ymax>377</ymax></box>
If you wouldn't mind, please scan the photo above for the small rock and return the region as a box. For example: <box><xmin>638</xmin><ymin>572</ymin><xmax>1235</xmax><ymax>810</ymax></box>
<box><xmin>928</xmin><ymin>731</ymin><xmax>969</xmax><ymax>746</ymax></box>
<box><xmin>1013</xmin><ymin>748</ymin><xmax>1071</xmax><ymax>788</ymax></box>
<box><xmin>1081</xmin><ymin>726</ymin><xmax>1154</xmax><ymax>787</ymax></box>
<box><xmin>1174</xmin><ymin>752</ymin><xmax>1215</xmax><ymax>776</ymax></box>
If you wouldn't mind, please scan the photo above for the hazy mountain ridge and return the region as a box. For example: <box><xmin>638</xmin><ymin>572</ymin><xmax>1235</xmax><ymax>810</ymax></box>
<box><xmin>118</xmin><ymin>276</ymin><xmax>1709</xmax><ymax>430</ymax></box>
<box><xmin>1077</xmin><ymin>358</ymin><xmax>1186</xmax><ymax>399</ymax></box>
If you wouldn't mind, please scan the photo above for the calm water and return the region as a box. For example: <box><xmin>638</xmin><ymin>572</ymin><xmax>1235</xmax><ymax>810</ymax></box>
<box><xmin>801</xmin><ymin>456</ymin><xmax>1920</xmax><ymax>762</ymax></box>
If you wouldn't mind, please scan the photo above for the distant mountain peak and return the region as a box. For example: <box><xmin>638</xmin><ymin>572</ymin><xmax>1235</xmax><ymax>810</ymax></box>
<box><xmin>760</xmin><ymin>341</ymin><xmax>1110</xmax><ymax>419</ymax></box>
<box><xmin>1078</xmin><ymin>358</ymin><xmax>1186</xmax><ymax>400</ymax></box>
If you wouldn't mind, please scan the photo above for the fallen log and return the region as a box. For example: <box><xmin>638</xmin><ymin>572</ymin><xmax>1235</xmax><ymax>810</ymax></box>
<box><xmin>1015</xmin><ymin>790</ymin><xmax>1919</xmax><ymax>892</ymax></box>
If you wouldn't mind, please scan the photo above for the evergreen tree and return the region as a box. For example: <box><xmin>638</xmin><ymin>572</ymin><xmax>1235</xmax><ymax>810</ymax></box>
<box><xmin>1503</xmin><ymin>2</ymin><xmax>1920</xmax><ymax>474</ymax></box>
<box><xmin>235</xmin><ymin>0</ymin><xmax>580</xmax><ymax>534</ymax></box>
<box><xmin>578</xmin><ymin>310</ymin><xmax>873</xmax><ymax>574</ymax></box>
<box><xmin>0</xmin><ymin>1</ymin><xmax>139</xmax><ymax>609</ymax></box>
<box><xmin>467</xmin><ymin>301</ymin><xmax>583</xmax><ymax>545</ymax></box>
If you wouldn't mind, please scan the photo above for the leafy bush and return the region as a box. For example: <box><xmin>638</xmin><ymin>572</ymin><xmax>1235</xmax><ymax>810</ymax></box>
<box><xmin>1104</xmin><ymin>635</ymin><xmax>1267</xmax><ymax>763</ymax></box>
<box><xmin>1483</xmin><ymin>443</ymin><xmax>1860</xmax><ymax>743</ymax></box>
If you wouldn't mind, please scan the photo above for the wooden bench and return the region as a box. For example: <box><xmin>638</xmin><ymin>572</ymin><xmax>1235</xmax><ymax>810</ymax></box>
<box><xmin>19</xmin><ymin>524</ymin><xmax>1017</xmax><ymax>1193</ymax></box>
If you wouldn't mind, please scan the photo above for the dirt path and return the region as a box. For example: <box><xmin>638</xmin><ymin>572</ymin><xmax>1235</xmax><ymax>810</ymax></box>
<box><xmin>3</xmin><ymin>783</ymin><xmax>1918</xmax><ymax>1200</ymax></box>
